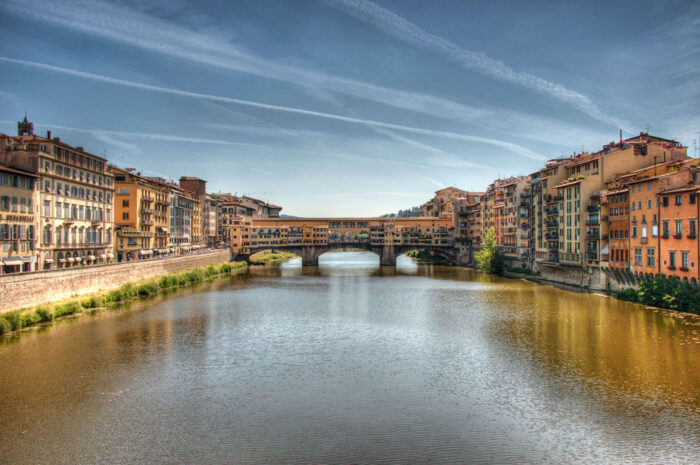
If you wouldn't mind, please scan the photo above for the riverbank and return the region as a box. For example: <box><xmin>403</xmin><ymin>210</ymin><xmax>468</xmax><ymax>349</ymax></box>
<box><xmin>501</xmin><ymin>268</ymin><xmax>700</xmax><ymax>315</ymax></box>
<box><xmin>0</xmin><ymin>261</ymin><xmax>248</xmax><ymax>336</ymax></box>
<box><xmin>0</xmin><ymin>250</ymin><xmax>232</xmax><ymax>313</ymax></box>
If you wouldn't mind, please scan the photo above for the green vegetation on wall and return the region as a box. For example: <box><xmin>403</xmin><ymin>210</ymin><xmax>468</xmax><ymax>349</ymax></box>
<box><xmin>0</xmin><ymin>261</ymin><xmax>248</xmax><ymax>336</ymax></box>
<box><xmin>617</xmin><ymin>275</ymin><xmax>699</xmax><ymax>314</ymax></box>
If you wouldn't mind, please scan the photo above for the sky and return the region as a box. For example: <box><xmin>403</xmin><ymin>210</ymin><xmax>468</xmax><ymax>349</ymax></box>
<box><xmin>0</xmin><ymin>0</ymin><xmax>698</xmax><ymax>216</ymax></box>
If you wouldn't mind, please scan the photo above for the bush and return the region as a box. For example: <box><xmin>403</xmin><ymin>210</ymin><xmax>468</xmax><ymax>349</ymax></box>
<box><xmin>638</xmin><ymin>275</ymin><xmax>700</xmax><ymax>313</ymax></box>
<box><xmin>3</xmin><ymin>311</ymin><xmax>22</xmax><ymax>331</ymax></box>
<box><xmin>53</xmin><ymin>302</ymin><xmax>80</xmax><ymax>318</ymax></box>
<box><xmin>204</xmin><ymin>265</ymin><xmax>218</xmax><ymax>277</ymax></box>
<box><xmin>183</xmin><ymin>269</ymin><xmax>203</xmax><ymax>284</ymax></box>
<box><xmin>21</xmin><ymin>311</ymin><xmax>42</xmax><ymax>327</ymax></box>
<box><xmin>0</xmin><ymin>317</ymin><xmax>12</xmax><ymax>335</ymax></box>
<box><xmin>136</xmin><ymin>282</ymin><xmax>159</xmax><ymax>297</ymax></box>
<box><xmin>36</xmin><ymin>306</ymin><xmax>55</xmax><ymax>322</ymax></box>
<box><xmin>616</xmin><ymin>288</ymin><xmax>639</xmax><ymax>302</ymax></box>
<box><xmin>219</xmin><ymin>263</ymin><xmax>232</xmax><ymax>273</ymax></box>
<box><xmin>158</xmin><ymin>275</ymin><xmax>178</xmax><ymax>289</ymax></box>
<box><xmin>81</xmin><ymin>296</ymin><xmax>103</xmax><ymax>309</ymax></box>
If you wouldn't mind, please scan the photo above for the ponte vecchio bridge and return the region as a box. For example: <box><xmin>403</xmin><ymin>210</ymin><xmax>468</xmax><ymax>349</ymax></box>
<box><xmin>227</xmin><ymin>217</ymin><xmax>460</xmax><ymax>266</ymax></box>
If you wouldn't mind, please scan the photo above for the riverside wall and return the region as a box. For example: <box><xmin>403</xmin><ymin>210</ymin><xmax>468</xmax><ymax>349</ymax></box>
<box><xmin>0</xmin><ymin>250</ymin><xmax>231</xmax><ymax>313</ymax></box>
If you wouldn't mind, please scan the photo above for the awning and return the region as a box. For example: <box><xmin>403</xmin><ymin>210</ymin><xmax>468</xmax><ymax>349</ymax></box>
<box><xmin>2</xmin><ymin>258</ymin><xmax>23</xmax><ymax>266</ymax></box>
<box><xmin>58</xmin><ymin>258</ymin><xmax>66</xmax><ymax>263</ymax></box>
<box><xmin>107</xmin><ymin>253</ymin><xmax>114</xmax><ymax>259</ymax></box>
<box><xmin>21</xmin><ymin>257</ymin><xmax>33</xmax><ymax>262</ymax></box>
<box><xmin>139</xmin><ymin>250</ymin><xmax>153</xmax><ymax>256</ymax></box>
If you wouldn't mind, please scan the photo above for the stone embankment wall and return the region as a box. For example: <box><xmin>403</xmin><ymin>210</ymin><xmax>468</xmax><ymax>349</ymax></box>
<box><xmin>0</xmin><ymin>250</ymin><xmax>231</xmax><ymax>313</ymax></box>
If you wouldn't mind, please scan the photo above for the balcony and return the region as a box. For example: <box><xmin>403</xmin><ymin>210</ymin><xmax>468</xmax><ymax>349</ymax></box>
<box><xmin>688</xmin><ymin>234</ymin><xmax>697</xmax><ymax>239</ymax></box>
<box><xmin>142</xmin><ymin>207</ymin><xmax>154</xmax><ymax>214</ymax></box>
<box><xmin>586</xmin><ymin>219</ymin><xmax>600</xmax><ymax>226</ymax></box>
<box><xmin>587</xmin><ymin>205</ymin><xmax>600</xmax><ymax>212</ymax></box>
<box><xmin>680</xmin><ymin>266</ymin><xmax>689</xmax><ymax>272</ymax></box>
<box><xmin>673</xmin><ymin>234</ymin><xmax>682</xmax><ymax>239</ymax></box>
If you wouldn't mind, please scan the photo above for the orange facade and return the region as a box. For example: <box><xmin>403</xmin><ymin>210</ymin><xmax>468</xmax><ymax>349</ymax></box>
<box><xmin>658</xmin><ymin>186</ymin><xmax>699</xmax><ymax>280</ymax></box>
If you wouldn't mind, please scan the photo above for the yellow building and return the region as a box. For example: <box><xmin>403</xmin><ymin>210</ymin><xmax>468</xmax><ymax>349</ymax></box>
<box><xmin>0</xmin><ymin>166</ymin><xmax>39</xmax><ymax>273</ymax></box>
<box><xmin>0</xmin><ymin>118</ymin><xmax>115</xmax><ymax>269</ymax></box>
<box><xmin>109</xmin><ymin>167</ymin><xmax>170</xmax><ymax>261</ymax></box>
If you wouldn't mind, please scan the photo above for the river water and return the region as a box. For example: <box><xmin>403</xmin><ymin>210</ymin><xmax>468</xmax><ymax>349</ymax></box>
<box><xmin>1</xmin><ymin>252</ymin><xmax>698</xmax><ymax>464</ymax></box>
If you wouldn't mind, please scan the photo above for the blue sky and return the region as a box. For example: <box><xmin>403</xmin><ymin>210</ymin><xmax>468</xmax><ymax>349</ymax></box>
<box><xmin>0</xmin><ymin>0</ymin><xmax>698</xmax><ymax>216</ymax></box>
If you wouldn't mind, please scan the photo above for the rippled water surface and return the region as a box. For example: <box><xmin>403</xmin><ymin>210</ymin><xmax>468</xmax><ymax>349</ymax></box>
<box><xmin>1</xmin><ymin>252</ymin><xmax>699</xmax><ymax>464</ymax></box>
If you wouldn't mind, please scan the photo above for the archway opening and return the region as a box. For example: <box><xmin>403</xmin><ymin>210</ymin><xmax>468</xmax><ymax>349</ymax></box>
<box><xmin>249</xmin><ymin>249</ymin><xmax>299</xmax><ymax>266</ymax></box>
<box><xmin>318</xmin><ymin>249</ymin><xmax>380</xmax><ymax>269</ymax></box>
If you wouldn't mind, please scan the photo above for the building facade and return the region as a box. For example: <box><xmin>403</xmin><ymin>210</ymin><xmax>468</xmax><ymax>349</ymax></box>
<box><xmin>0</xmin><ymin>166</ymin><xmax>39</xmax><ymax>273</ymax></box>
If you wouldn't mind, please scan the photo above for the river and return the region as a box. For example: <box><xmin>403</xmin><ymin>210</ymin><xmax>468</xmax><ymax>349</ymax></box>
<box><xmin>0</xmin><ymin>252</ymin><xmax>698</xmax><ymax>464</ymax></box>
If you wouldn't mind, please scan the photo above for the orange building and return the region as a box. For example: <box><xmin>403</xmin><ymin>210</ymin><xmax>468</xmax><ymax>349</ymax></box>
<box><xmin>657</xmin><ymin>167</ymin><xmax>699</xmax><ymax>281</ymax></box>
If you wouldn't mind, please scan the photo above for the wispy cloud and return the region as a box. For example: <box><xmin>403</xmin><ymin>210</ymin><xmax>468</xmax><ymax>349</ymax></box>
<box><xmin>323</xmin><ymin>0</ymin><xmax>629</xmax><ymax>130</ymax></box>
<box><xmin>0</xmin><ymin>0</ymin><xmax>607</xmax><ymax>147</ymax></box>
<box><xmin>0</xmin><ymin>57</ymin><xmax>546</xmax><ymax>161</ymax></box>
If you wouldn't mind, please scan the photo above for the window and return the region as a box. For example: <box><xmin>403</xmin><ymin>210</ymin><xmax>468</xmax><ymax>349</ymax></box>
<box><xmin>122</xmin><ymin>212</ymin><xmax>129</xmax><ymax>220</ymax></box>
<box><xmin>641</xmin><ymin>226</ymin><xmax>647</xmax><ymax>238</ymax></box>
<box><xmin>675</xmin><ymin>220</ymin><xmax>682</xmax><ymax>236</ymax></box>
<box><xmin>662</xmin><ymin>197</ymin><xmax>669</xmax><ymax>207</ymax></box>
<box><xmin>647</xmin><ymin>248</ymin><xmax>655</xmax><ymax>267</ymax></box>
<box><xmin>690</xmin><ymin>219</ymin><xmax>697</xmax><ymax>237</ymax></box>
<box><xmin>638</xmin><ymin>200</ymin><xmax>642</xmax><ymax>210</ymax></box>
<box><xmin>122</xmin><ymin>200</ymin><xmax>129</xmax><ymax>207</ymax></box>
<box><xmin>44</xmin><ymin>200</ymin><xmax>51</xmax><ymax>217</ymax></box>
<box><xmin>689</xmin><ymin>193</ymin><xmax>696</xmax><ymax>204</ymax></box>
<box><xmin>662</xmin><ymin>221</ymin><xmax>669</xmax><ymax>237</ymax></box>
<box><xmin>648</xmin><ymin>182</ymin><xmax>652</xmax><ymax>192</ymax></box>
<box><xmin>634</xmin><ymin>248</ymin><xmax>642</xmax><ymax>266</ymax></box>
<box><xmin>43</xmin><ymin>228</ymin><xmax>51</xmax><ymax>245</ymax></box>
<box><xmin>675</xmin><ymin>195</ymin><xmax>682</xmax><ymax>206</ymax></box>
<box><xmin>669</xmin><ymin>250</ymin><xmax>676</xmax><ymax>268</ymax></box>
<box><xmin>648</xmin><ymin>199</ymin><xmax>652</xmax><ymax>209</ymax></box>
<box><xmin>681</xmin><ymin>251</ymin><xmax>689</xmax><ymax>269</ymax></box>
<box><xmin>632</xmin><ymin>226</ymin><xmax>637</xmax><ymax>238</ymax></box>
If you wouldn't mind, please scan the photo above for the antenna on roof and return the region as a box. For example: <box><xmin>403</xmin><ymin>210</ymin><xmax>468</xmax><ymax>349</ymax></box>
<box><xmin>644</xmin><ymin>123</ymin><xmax>652</xmax><ymax>133</ymax></box>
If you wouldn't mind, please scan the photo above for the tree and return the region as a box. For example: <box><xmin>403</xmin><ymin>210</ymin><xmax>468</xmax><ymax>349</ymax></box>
<box><xmin>474</xmin><ymin>227</ymin><xmax>504</xmax><ymax>275</ymax></box>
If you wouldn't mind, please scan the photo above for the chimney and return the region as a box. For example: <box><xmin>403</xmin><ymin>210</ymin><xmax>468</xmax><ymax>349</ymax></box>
<box><xmin>53</xmin><ymin>137</ymin><xmax>60</xmax><ymax>142</ymax></box>
<box><xmin>47</xmin><ymin>130</ymin><xmax>51</xmax><ymax>139</ymax></box>
<box><xmin>76</xmin><ymin>146</ymin><xmax>84</xmax><ymax>152</ymax></box>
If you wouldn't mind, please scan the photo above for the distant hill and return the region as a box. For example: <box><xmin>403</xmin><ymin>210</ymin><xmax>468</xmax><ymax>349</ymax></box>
<box><xmin>381</xmin><ymin>206</ymin><xmax>420</xmax><ymax>218</ymax></box>
<box><xmin>279</xmin><ymin>214</ymin><xmax>299</xmax><ymax>218</ymax></box>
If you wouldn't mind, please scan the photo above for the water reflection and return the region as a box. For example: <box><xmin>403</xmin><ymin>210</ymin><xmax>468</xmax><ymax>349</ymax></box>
<box><xmin>0</xmin><ymin>252</ymin><xmax>698</xmax><ymax>465</ymax></box>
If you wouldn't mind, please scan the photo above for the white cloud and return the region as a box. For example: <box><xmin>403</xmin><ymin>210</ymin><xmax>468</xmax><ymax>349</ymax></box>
<box><xmin>1</xmin><ymin>0</ymin><xmax>609</xmax><ymax>147</ymax></box>
<box><xmin>0</xmin><ymin>57</ymin><xmax>547</xmax><ymax>161</ymax></box>
<box><xmin>323</xmin><ymin>0</ymin><xmax>630</xmax><ymax>130</ymax></box>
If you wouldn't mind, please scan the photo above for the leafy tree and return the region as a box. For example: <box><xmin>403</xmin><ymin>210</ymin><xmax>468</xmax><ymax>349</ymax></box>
<box><xmin>638</xmin><ymin>274</ymin><xmax>700</xmax><ymax>313</ymax></box>
<box><xmin>475</xmin><ymin>227</ymin><xmax>504</xmax><ymax>275</ymax></box>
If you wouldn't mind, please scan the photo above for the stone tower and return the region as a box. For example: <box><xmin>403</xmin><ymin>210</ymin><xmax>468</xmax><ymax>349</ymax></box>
<box><xmin>18</xmin><ymin>113</ymin><xmax>33</xmax><ymax>136</ymax></box>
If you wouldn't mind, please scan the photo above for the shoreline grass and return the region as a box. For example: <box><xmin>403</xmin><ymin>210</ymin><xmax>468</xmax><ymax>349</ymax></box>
<box><xmin>0</xmin><ymin>261</ymin><xmax>248</xmax><ymax>336</ymax></box>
